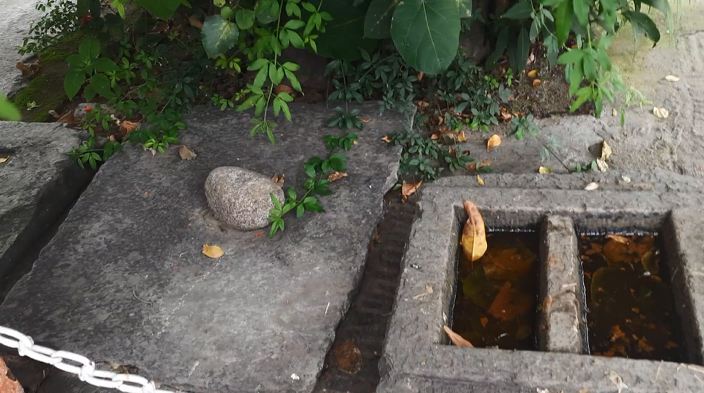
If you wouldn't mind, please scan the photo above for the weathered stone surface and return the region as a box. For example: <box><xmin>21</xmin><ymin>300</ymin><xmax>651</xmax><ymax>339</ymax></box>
<box><xmin>0</xmin><ymin>121</ymin><xmax>89</xmax><ymax>297</ymax></box>
<box><xmin>0</xmin><ymin>0</ymin><xmax>39</xmax><ymax>95</ymax></box>
<box><xmin>204</xmin><ymin>166</ymin><xmax>283</xmax><ymax>230</ymax></box>
<box><xmin>0</xmin><ymin>103</ymin><xmax>402</xmax><ymax>393</ymax></box>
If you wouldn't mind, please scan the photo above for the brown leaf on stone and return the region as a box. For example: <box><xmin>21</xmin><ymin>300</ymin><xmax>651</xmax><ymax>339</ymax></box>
<box><xmin>401</xmin><ymin>181</ymin><xmax>422</xmax><ymax>202</ymax></box>
<box><xmin>119</xmin><ymin>120</ymin><xmax>140</xmax><ymax>135</ymax></box>
<box><xmin>178</xmin><ymin>145</ymin><xmax>197</xmax><ymax>161</ymax></box>
<box><xmin>476</xmin><ymin>175</ymin><xmax>485</xmax><ymax>186</ymax></box>
<box><xmin>0</xmin><ymin>358</ymin><xmax>24</xmax><ymax>393</ymax></box>
<box><xmin>486</xmin><ymin>134</ymin><xmax>502</xmax><ymax>151</ymax></box>
<box><xmin>275</xmin><ymin>84</ymin><xmax>293</xmax><ymax>95</ymax></box>
<box><xmin>460</xmin><ymin>200</ymin><xmax>487</xmax><ymax>262</ymax></box>
<box><xmin>327</xmin><ymin>171</ymin><xmax>348</xmax><ymax>182</ymax></box>
<box><xmin>487</xmin><ymin>282</ymin><xmax>534</xmax><ymax>321</ymax></box>
<box><xmin>601</xmin><ymin>140</ymin><xmax>613</xmax><ymax>161</ymax></box>
<box><xmin>333</xmin><ymin>340</ymin><xmax>362</xmax><ymax>374</ymax></box>
<box><xmin>443</xmin><ymin>325</ymin><xmax>473</xmax><ymax>348</ymax></box>
<box><xmin>202</xmin><ymin>244</ymin><xmax>224</xmax><ymax>259</ymax></box>
<box><xmin>271</xmin><ymin>174</ymin><xmax>285</xmax><ymax>187</ymax></box>
<box><xmin>188</xmin><ymin>15</ymin><xmax>203</xmax><ymax>29</ymax></box>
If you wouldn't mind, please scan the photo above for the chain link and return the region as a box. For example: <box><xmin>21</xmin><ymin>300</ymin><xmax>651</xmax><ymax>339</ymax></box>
<box><xmin>0</xmin><ymin>326</ymin><xmax>176</xmax><ymax>393</ymax></box>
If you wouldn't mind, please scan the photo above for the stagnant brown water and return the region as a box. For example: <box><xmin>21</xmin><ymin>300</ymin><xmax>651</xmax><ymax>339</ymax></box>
<box><xmin>452</xmin><ymin>231</ymin><xmax>539</xmax><ymax>349</ymax></box>
<box><xmin>579</xmin><ymin>233</ymin><xmax>685</xmax><ymax>361</ymax></box>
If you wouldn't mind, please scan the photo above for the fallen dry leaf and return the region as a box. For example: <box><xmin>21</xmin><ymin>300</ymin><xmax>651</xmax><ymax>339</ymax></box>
<box><xmin>413</xmin><ymin>284</ymin><xmax>434</xmax><ymax>300</ymax></box>
<box><xmin>457</xmin><ymin>130</ymin><xmax>467</xmax><ymax>142</ymax></box>
<box><xmin>401</xmin><ymin>181</ymin><xmax>422</xmax><ymax>201</ymax></box>
<box><xmin>527</xmin><ymin>69</ymin><xmax>538</xmax><ymax>79</ymax></box>
<box><xmin>476</xmin><ymin>175</ymin><xmax>485</xmax><ymax>186</ymax></box>
<box><xmin>486</xmin><ymin>134</ymin><xmax>502</xmax><ymax>151</ymax></box>
<box><xmin>328</xmin><ymin>171</ymin><xmax>348</xmax><ymax>182</ymax></box>
<box><xmin>653</xmin><ymin>107</ymin><xmax>669</xmax><ymax>119</ymax></box>
<box><xmin>178</xmin><ymin>145</ymin><xmax>197</xmax><ymax>160</ymax></box>
<box><xmin>499</xmin><ymin>107</ymin><xmax>513</xmax><ymax>121</ymax></box>
<box><xmin>584</xmin><ymin>182</ymin><xmax>599</xmax><ymax>191</ymax></box>
<box><xmin>460</xmin><ymin>200</ymin><xmax>487</xmax><ymax>262</ymax></box>
<box><xmin>271</xmin><ymin>174</ymin><xmax>285</xmax><ymax>187</ymax></box>
<box><xmin>601</xmin><ymin>140</ymin><xmax>612</xmax><ymax>161</ymax></box>
<box><xmin>381</xmin><ymin>135</ymin><xmax>392</xmax><ymax>143</ymax></box>
<box><xmin>538</xmin><ymin>166</ymin><xmax>551</xmax><ymax>174</ymax></box>
<box><xmin>0</xmin><ymin>358</ymin><xmax>23</xmax><ymax>393</ymax></box>
<box><xmin>532</xmin><ymin>79</ymin><xmax>542</xmax><ymax>88</ymax></box>
<box><xmin>119</xmin><ymin>120</ymin><xmax>140</xmax><ymax>135</ymax></box>
<box><xmin>487</xmin><ymin>282</ymin><xmax>534</xmax><ymax>321</ymax></box>
<box><xmin>596</xmin><ymin>158</ymin><xmax>609</xmax><ymax>172</ymax></box>
<box><xmin>333</xmin><ymin>340</ymin><xmax>363</xmax><ymax>374</ymax></box>
<box><xmin>443</xmin><ymin>325</ymin><xmax>473</xmax><ymax>348</ymax></box>
<box><xmin>202</xmin><ymin>244</ymin><xmax>224</xmax><ymax>259</ymax></box>
<box><xmin>664</xmin><ymin>75</ymin><xmax>680</xmax><ymax>82</ymax></box>
<box><xmin>606</xmin><ymin>234</ymin><xmax>629</xmax><ymax>244</ymax></box>
<box><xmin>275</xmin><ymin>84</ymin><xmax>293</xmax><ymax>95</ymax></box>
<box><xmin>0</xmin><ymin>156</ymin><xmax>9</xmax><ymax>164</ymax></box>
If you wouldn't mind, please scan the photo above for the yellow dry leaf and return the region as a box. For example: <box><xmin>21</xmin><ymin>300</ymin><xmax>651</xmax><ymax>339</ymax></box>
<box><xmin>460</xmin><ymin>200</ymin><xmax>487</xmax><ymax>262</ymax></box>
<box><xmin>606</xmin><ymin>234</ymin><xmax>629</xmax><ymax>244</ymax></box>
<box><xmin>381</xmin><ymin>135</ymin><xmax>392</xmax><ymax>143</ymax></box>
<box><xmin>178</xmin><ymin>145</ymin><xmax>197</xmax><ymax>160</ymax></box>
<box><xmin>401</xmin><ymin>181</ymin><xmax>422</xmax><ymax>201</ymax></box>
<box><xmin>202</xmin><ymin>244</ymin><xmax>224</xmax><ymax>259</ymax></box>
<box><xmin>538</xmin><ymin>166</ymin><xmax>551</xmax><ymax>174</ymax></box>
<box><xmin>476</xmin><ymin>175</ymin><xmax>485</xmax><ymax>186</ymax></box>
<box><xmin>486</xmin><ymin>134</ymin><xmax>502</xmax><ymax>151</ymax></box>
<box><xmin>0</xmin><ymin>156</ymin><xmax>9</xmax><ymax>164</ymax></box>
<box><xmin>328</xmin><ymin>171</ymin><xmax>348</xmax><ymax>182</ymax></box>
<box><xmin>457</xmin><ymin>130</ymin><xmax>467</xmax><ymax>142</ymax></box>
<box><xmin>601</xmin><ymin>140</ymin><xmax>612</xmax><ymax>161</ymax></box>
<box><xmin>527</xmin><ymin>69</ymin><xmax>538</xmax><ymax>79</ymax></box>
<box><xmin>443</xmin><ymin>325</ymin><xmax>473</xmax><ymax>348</ymax></box>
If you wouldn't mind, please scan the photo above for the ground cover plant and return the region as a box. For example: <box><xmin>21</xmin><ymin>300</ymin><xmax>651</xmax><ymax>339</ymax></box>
<box><xmin>10</xmin><ymin>0</ymin><xmax>671</xmax><ymax>232</ymax></box>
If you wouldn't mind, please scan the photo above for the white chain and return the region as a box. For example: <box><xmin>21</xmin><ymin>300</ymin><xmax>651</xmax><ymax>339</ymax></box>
<box><xmin>0</xmin><ymin>326</ymin><xmax>176</xmax><ymax>393</ymax></box>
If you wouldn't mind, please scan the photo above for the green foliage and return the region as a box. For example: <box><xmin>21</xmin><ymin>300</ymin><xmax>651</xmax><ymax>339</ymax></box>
<box><xmin>510</xmin><ymin>114</ymin><xmax>540</xmax><ymax>140</ymax></box>
<box><xmin>64</xmin><ymin>36</ymin><xmax>119</xmax><ymax>100</ymax></box>
<box><xmin>327</xmin><ymin>108</ymin><xmax>364</xmax><ymax>130</ymax></box>
<box><xmin>391</xmin><ymin>130</ymin><xmax>473</xmax><ymax>181</ymax></box>
<box><xmin>69</xmin><ymin>108</ymin><xmax>122</xmax><ymax>169</ymax></box>
<box><xmin>268</xmin><ymin>132</ymin><xmax>358</xmax><ymax>237</ymax></box>
<box><xmin>19</xmin><ymin>0</ymin><xmax>79</xmax><ymax>55</ymax></box>
<box><xmin>0</xmin><ymin>96</ymin><xmax>21</xmax><ymax>121</ymax></box>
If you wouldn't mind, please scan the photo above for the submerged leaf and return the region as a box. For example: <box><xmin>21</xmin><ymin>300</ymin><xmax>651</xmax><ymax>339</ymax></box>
<box><xmin>460</xmin><ymin>200</ymin><xmax>487</xmax><ymax>262</ymax></box>
<box><xmin>443</xmin><ymin>325</ymin><xmax>473</xmax><ymax>348</ymax></box>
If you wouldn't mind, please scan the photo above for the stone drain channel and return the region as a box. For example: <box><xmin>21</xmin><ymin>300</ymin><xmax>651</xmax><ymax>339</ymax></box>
<box><xmin>379</xmin><ymin>178</ymin><xmax>704</xmax><ymax>392</ymax></box>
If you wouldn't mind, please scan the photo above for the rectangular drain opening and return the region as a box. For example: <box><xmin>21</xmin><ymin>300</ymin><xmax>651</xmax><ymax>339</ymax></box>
<box><xmin>450</xmin><ymin>214</ymin><xmax>541</xmax><ymax>349</ymax></box>
<box><xmin>577</xmin><ymin>229</ymin><xmax>687</xmax><ymax>362</ymax></box>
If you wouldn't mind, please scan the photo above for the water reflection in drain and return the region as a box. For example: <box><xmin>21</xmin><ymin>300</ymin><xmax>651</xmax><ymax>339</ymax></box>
<box><xmin>452</xmin><ymin>231</ymin><xmax>539</xmax><ymax>350</ymax></box>
<box><xmin>578</xmin><ymin>233</ymin><xmax>685</xmax><ymax>361</ymax></box>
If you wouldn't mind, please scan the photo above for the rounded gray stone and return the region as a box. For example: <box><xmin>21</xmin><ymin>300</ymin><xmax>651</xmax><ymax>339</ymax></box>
<box><xmin>204</xmin><ymin>166</ymin><xmax>283</xmax><ymax>230</ymax></box>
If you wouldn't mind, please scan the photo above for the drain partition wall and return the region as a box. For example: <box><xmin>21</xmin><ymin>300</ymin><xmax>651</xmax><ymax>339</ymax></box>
<box><xmin>379</xmin><ymin>184</ymin><xmax>704</xmax><ymax>393</ymax></box>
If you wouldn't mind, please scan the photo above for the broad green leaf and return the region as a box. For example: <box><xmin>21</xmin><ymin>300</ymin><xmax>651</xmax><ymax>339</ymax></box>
<box><xmin>64</xmin><ymin>71</ymin><xmax>86</xmax><ymax>99</ymax></box>
<box><xmin>94</xmin><ymin>57</ymin><xmax>119</xmax><ymax>73</ymax></box>
<box><xmin>134</xmin><ymin>0</ymin><xmax>182</xmax><ymax>19</ymax></box>
<box><xmin>391</xmin><ymin>0</ymin><xmax>461</xmax><ymax>74</ymax></box>
<box><xmin>623</xmin><ymin>10</ymin><xmax>661</xmax><ymax>44</ymax></box>
<box><xmin>202</xmin><ymin>15</ymin><xmax>240</xmax><ymax>58</ymax></box>
<box><xmin>79</xmin><ymin>36</ymin><xmax>101</xmax><ymax>59</ymax></box>
<box><xmin>317</xmin><ymin>0</ymin><xmax>377</xmax><ymax>61</ymax></box>
<box><xmin>256</xmin><ymin>0</ymin><xmax>280</xmax><ymax>25</ymax></box>
<box><xmin>0</xmin><ymin>96</ymin><xmax>20</xmax><ymax>121</ymax></box>
<box><xmin>364</xmin><ymin>0</ymin><xmax>399</xmax><ymax>39</ymax></box>
<box><xmin>572</xmin><ymin>0</ymin><xmax>589</xmax><ymax>26</ymax></box>
<box><xmin>235</xmin><ymin>9</ymin><xmax>255</xmax><ymax>29</ymax></box>
<box><xmin>502</xmin><ymin>0</ymin><xmax>532</xmax><ymax>19</ymax></box>
<box><xmin>507</xmin><ymin>27</ymin><xmax>530</xmax><ymax>73</ymax></box>
<box><xmin>553</xmin><ymin>0</ymin><xmax>572</xmax><ymax>46</ymax></box>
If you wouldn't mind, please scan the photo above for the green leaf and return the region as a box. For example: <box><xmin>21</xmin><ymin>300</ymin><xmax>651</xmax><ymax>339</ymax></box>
<box><xmin>0</xmin><ymin>96</ymin><xmax>20</xmax><ymax>121</ymax></box>
<box><xmin>64</xmin><ymin>71</ymin><xmax>86</xmax><ymax>99</ymax></box>
<box><xmin>572</xmin><ymin>0</ymin><xmax>589</xmax><ymax>26</ymax></box>
<box><xmin>296</xmin><ymin>204</ymin><xmax>305</xmax><ymax>218</ymax></box>
<box><xmin>94</xmin><ymin>57</ymin><xmax>119</xmax><ymax>73</ymax></box>
<box><xmin>501</xmin><ymin>0</ymin><xmax>532</xmax><ymax>19</ymax></box>
<box><xmin>623</xmin><ymin>10</ymin><xmax>661</xmax><ymax>44</ymax></box>
<box><xmin>364</xmin><ymin>0</ymin><xmax>399</xmax><ymax>39</ymax></box>
<box><xmin>134</xmin><ymin>0</ymin><xmax>182</xmax><ymax>19</ymax></box>
<box><xmin>554</xmin><ymin>0</ymin><xmax>572</xmax><ymax>46</ymax></box>
<box><xmin>79</xmin><ymin>36</ymin><xmax>101</xmax><ymax>59</ymax></box>
<box><xmin>202</xmin><ymin>15</ymin><xmax>240</xmax><ymax>58</ymax></box>
<box><xmin>235</xmin><ymin>9</ymin><xmax>256</xmax><ymax>29</ymax></box>
<box><xmin>89</xmin><ymin>74</ymin><xmax>114</xmax><ymax>99</ymax></box>
<box><xmin>256</xmin><ymin>0</ymin><xmax>280</xmax><ymax>24</ymax></box>
<box><xmin>317</xmin><ymin>0</ymin><xmax>378</xmax><ymax>61</ymax></box>
<box><xmin>390</xmin><ymin>0</ymin><xmax>461</xmax><ymax>74</ymax></box>
<box><xmin>457</xmin><ymin>0</ymin><xmax>472</xmax><ymax>18</ymax></box>
<box><xmin>507</xmin><ymin>27</ymin><xmax>530</xmax><ymax>73</ymax></box>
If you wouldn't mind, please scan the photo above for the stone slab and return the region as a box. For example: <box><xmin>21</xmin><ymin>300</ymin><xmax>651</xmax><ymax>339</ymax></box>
<box><xmin>0</xmin><ymin>0</ymin><xmax>39</xmax><ymax>95</ymax></box>
<box><xmin>0</xmin><ymin>121</ymin><xmax>89</xmax><ymax>297</ymax></box>
<box><xmin>379</xmin><ymin>179</ymin><xmax>704</xmax><ymax>392</ymax></box>
<box><xmin>0</xmin><ymin>103</ymin><xmax>402</xmax><ymax>393</ymax></box>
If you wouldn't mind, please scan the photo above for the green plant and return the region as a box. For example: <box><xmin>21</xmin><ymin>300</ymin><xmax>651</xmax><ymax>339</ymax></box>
<box><xmin>327</xmin><ymin>108</ymin><xmax>364</xmax><ymax>130</ymax></box>
<box><xmin>391</xmin><ymin>129</ymin><xmax>473</xmax><ymax>181</ymax></box>
<box><xmin>19</xmin><ymin>0</ymin><xmax>79</xmax><ymax>55</ymax></box>
<box><xmin>0</xmin><ymin>96</ymin><xmax>21</xmax><ymax>121</ymax></box>
<box><xmin>268</xmin><ymin>132</ymin><xmax>358</xmax><ymax>236</ymax></box>
<box><xmin>69</xmin><ymin>108</ymin><xmax>122</xmax><ymax>169</ymax></box>
<box><xmin>510</xmin><ymin>114</ymin><xmax>540</xmax><ymax>140</ymax></box>
<box><xmin>64</xmin><ymin>36</ymin><xmax>119</xmax><ymax>100</ymax></box>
